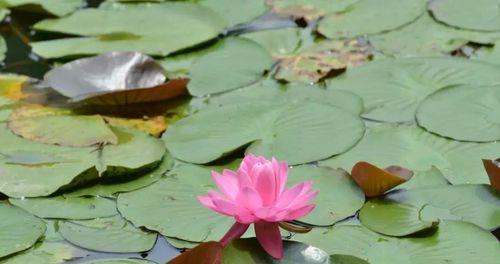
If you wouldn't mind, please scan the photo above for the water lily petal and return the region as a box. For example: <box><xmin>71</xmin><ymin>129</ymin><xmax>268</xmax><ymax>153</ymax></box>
<box><xmin>212</xmin><ymin>170</ymin><xmax>239</xmax><ymax>200</ymax></box>
<box><xmin>220</xmin><ymin>222</ymin><xmax>250</xmax><ymax>247</ymax></box>
<box><xmin>255</xmin><ymin>221</ymin><xmax>283</xmax><ymax>259</ymax></box>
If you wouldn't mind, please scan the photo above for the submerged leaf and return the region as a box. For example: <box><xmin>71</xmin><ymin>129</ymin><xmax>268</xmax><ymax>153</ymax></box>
<box><xmin>43</xmin><ymin>52</ymin><xmax>187</xmax><ymax>104</ymax></box>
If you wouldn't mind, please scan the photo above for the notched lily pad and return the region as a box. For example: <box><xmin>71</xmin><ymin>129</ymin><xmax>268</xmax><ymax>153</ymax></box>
<box><xmin>42</xmin><ymin>52</ymin><xmax>187</xmax><ymax>105</ymax></box>
<box><xmin>351</xmin><ymin>161</ymin><xmax>412</xmax><ymax>197</ymax></box>
<box><xmin>58</xmin><ymin>215</ymin><xmax>157</xmax><ymax>253</ymax></box>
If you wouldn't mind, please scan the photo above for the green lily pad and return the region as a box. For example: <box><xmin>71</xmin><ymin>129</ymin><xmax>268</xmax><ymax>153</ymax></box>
<box><xmin>370</xmin><ymin>13</ymin><xmax>500</xmax><ymax>57</ymax></box>
<box><xmin>8</xmin><ymin>112</ymin><xmax>118</xmax><ymax>147</ymax></box>
<box><xmin>288</xmin><ymin>165</ymin><xmax>365</xmax><ymax>226</ymax></box>
<box><xmin>416</xmin><ymin>85</ymin><xmax>500</xmax><ymax>142</ymax></box>
<box><xmin>187</xmin><ymin>38</ymin><xmax>272</xmax><ymax>96</ymax></box>
<box><xmin>59</xmin><ymin>215</ymin><xmax>157</xmax><ymax>253</ymax></box>
<box><xmin>396</xmin><ymin>166</ymin><xmax>450</xmax><ymax>190</ymax></box>
<box><xmin>82</xmin><ymin>259</ymin><xmax>156</xmax><ymax>264</ymax></box>
<box><xmin>0</xmin><ymin>242</ymin><xmax>87</xmax><ymax>264</ymax></box>
<box><xmin>363</xmin><ymin>184</ymin><xmax>500</xmax><ymax>233</ymax></box>
<box><xmin>0</xmin><ymin>203</ymin><xmax>46</xmax><ymax>258</ymax></box>
<box><xmin>31</xmin><ymin>2</ymin><xmax>227</xmax><ymax>58</ymax></box>
<box><xmin>321</xmin><ymin>124</ymin><xmax>500</xmax><ymax>185</ymax></box>
<box><xmin>222</xmin><ymin>238</ymin><xmax>330</xmax><ymax>264</ymax></box>
<box><xmin>317</xmin><ymin>0</ymin><xmax>425</xmax><ymax>39</ymax></box>
<box><xmin>294</xmin><ymin>221</ymin><xmax>500</xmax><ymax>263</ymax></box>
<box><xmin>2</xmin><ymin>0</ymin><xmax>83</xmax><ymax>16</ymax></box>
<box><xmin>200</xmin><ymin>0</ymin><xmax>267</xmax><ymax>26</ymax></box>
<box><xmin>327</xmin><ymin>57</ymin><xmax>500</xmax><ymax>122</ymax></box>
<box><xmin>0</xmin><ymin>125</ymin><xmax>165</xmax><ymax>198</ymax></box>
<box><xmin>9</xmin><ymin>196</ymin><xmax>117</xmax><ymax>220</ymax></box>
<box><xmin>242</xmin><ymin>28</ymin><xmax>301</xmax><ymax>55</ymax></box>
<box><xmin>64</xmin><ymin>153</ymin><xmax>173</xmax><ymax>198</ymax></box>
<box><xmin>430</xmin><ymin>0</ymin><xmax>500</xmax><ymax>32</ymax></box>
<box><xmin>117</xmin><ymin>162</ymin><xmax>245</xmax><ymax>242</ymax></box>
<box><xmin>359</xmin><ymin>200</ymin><xmax>436</xmax><ymax>236</ymax></box>
<box><xmin>158</xmin><ymin>41</ymin><xmax>223</xmax><ymax>78</ymax></box>
<box><xmin>205</xmin><ymin>80</ymin><xmax>364</xmax><ymax>115</ymax></box>
<box><xmin>164</xmin><ymin>101</ymin><xmax>364</xmax><ymax>165</ymax></box>
<box><xmin>473</xmin><ymin>41</ymin><xmax>500</xmax><ymax>64</ymax></box>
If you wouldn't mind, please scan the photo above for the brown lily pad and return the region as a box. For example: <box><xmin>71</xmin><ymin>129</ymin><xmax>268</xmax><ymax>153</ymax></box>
<box><xmin>482</xmin><ymin>159</ymin><xmax>500</xmax><ymax>191</ymax></box>
<box><xmin>167</xmin><ymin>241</ymin><xmax>223</xmax><ymax>264</ymax></box>
<box><xmin>351</xmin><ymin>161</ymin><xmax>413</xmax><ymax>198</ymax></box>
<box><xmin>274</xmin><ymin>39</ymin><xmax>372</xmax><ymax>83</ymax></box>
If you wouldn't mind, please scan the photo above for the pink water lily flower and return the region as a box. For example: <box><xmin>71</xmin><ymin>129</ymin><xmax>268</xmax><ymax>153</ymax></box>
<box><xmin>198</xmin><ymin>154</ymin><xmax>318</xmax><ymax>259</ymax></box>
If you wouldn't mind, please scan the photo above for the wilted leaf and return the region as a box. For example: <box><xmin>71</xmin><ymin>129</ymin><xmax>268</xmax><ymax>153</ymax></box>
<box><xmin>8</xmin><ymin>105</ymin><xmax>118</xmax><ymax>147</ymax></box>
<box><xmin>274</xmin><ymin>39</ymin><xmax>372</xmax><ymax>83</ymax></box>
<box><xmin>416</xmin><ymin>85</ymin><xmax>500</xmax><ymax>142</ymax></box>
<box><xmin>350</xmin><ymin>161</ymin><xmax>412</xmax><ymax>197</ymax></box>
<box><xmin>103</xmin><ymin>115</ymin><xmax>167</xmax><ymax>137</ymax></box>
<box><xmin>168</xmin><ymin>241</ymin><xmax>223</xmax><ymax>264</ymax></box>
<box><xmin>0</xmin><ymin>74</ymin><xmax>30</xmax><ymax>101</ymax></box>
<box><xmin>266</xmin><ymin>0</ymin><xmax>359</xmax><ymax>21</ymax></box>
<box><xmin>483</xmin><ymin>159</ymin><xmax>500</xmax><ymax>191</ymax></box>
<box><xmin>42</xmin><ymin>52</ymin><xmax>187</xmax><ymax>105</ymax></box>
